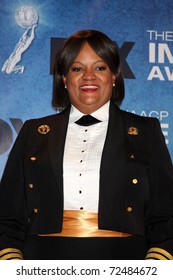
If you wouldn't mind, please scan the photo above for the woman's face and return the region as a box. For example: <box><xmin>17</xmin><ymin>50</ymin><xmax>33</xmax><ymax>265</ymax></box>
<box><xmin>63</xmin><ymin>43</ymin><xmax>116</xmax><ymax>114</ymax></box>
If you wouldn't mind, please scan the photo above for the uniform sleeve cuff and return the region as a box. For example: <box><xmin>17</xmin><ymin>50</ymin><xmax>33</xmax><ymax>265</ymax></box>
<box><xmin>145</xmin><ymin>247</ymin><xmax>173</xmax><ymax>260</ymax></box>
<box><xmin>0</xmin><ymin>248</ymin><xmax>23</xmax><ymax>260</ymax></box>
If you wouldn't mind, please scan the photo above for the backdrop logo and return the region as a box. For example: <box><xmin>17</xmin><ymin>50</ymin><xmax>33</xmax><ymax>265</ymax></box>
<box><xmin>1</xmin><ymin>6</ymin><xmax>38</xmax><ymax>75</ymax></box>
<box><xmin>50</xmin><ymin>38</ymin><xmax>135</xmax><ymax>79</ymax></box>
<box><xmin>147</xmin><ymin>30</ymin><xmax>173</xmax><ymax>81</ymax></box>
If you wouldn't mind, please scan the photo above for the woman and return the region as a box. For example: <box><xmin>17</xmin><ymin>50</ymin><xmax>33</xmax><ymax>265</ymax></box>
<box><xmin>0</xmin><ymin>30</ymin><xmax>173</xmax><ymax>260</ymax></box>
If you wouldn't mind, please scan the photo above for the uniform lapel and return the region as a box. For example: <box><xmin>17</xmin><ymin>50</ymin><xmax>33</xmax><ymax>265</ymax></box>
<box><xmin>48</xmin><ymin>106</ymin><xmax>70</xmax><ymax>198</ymax></box>
<box><xmin>100</xmin><ymin>102</ymin><xmax>126</xmax><ymax>191</ymax></box>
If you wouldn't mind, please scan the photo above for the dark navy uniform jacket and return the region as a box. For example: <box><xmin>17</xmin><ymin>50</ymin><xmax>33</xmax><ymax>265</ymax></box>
<box><xmin>0</xmin><ymin>101</ymin><xmax>173</xmax><ymax>259</ymax></box>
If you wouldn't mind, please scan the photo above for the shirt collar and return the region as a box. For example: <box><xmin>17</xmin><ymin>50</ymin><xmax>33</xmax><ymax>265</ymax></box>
<box><xmin>69</xmin><ymin>101</ymin><xmax>110</xmax><ymax>124</ymax></box>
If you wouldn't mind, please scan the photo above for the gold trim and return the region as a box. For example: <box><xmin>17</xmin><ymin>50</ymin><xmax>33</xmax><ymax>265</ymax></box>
<box><xmin>0</xmin><ymin>248</ymin><xmax>23</xmax><ymax>258</ymax></box>
<box><xmin>0</xmin><ymin>253</ymin><xmax>23</xmax><ymax>260</ymax></box>
<box><xmin>145</xmin><ymin>252</ymin><xmax>167</xmax><ymax>260</ymax></box>
<box><xmin>146</xmin><ymin>247</ymin><xmax>173</xmax><ymax>260</ymax></box>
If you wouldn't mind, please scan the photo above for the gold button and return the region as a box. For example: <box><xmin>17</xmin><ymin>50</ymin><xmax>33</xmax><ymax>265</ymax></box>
<box><xmin>132</xmin><ymin>178</ymin><xmax>138</xmax><ymax>184</ymax></box>
<box><xmin>28</xmin><ymin>184</ymin><xmax>33</xmax><ymax>189</ymax></box>
<box><xmin>34</xmin><ymin>208</ymin><xmax>38</xmax><ymax>214</ymax></box>
<box><xmin>30</xmin><ymin>157</ymin><xmax>36</xmax><ymax>161</ymax></box>
<box><xmin>127</xmin><ymin>207</ymin><xmax>133</xmax><ymax>212</ymax></box>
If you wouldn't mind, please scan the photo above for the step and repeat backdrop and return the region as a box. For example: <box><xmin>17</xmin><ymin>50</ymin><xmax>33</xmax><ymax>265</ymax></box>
<box><xmin>0</xmin><ymin>0</ymin><xmax>173</xmax><ymax>178</ymax></box>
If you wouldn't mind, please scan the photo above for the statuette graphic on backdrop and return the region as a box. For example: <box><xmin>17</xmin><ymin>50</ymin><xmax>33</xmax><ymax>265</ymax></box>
<box><xmin>1</xmin><ymin>6</ymin><xmax>38</xmax><ymax>74</ymax></box>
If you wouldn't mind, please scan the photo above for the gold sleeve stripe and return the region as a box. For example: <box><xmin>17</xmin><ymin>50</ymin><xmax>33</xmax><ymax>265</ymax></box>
<box><xmin>145</xmin><ymin>247</ymin><xmax>173</xmax><ymax>260</ymax></box>
<box><xmin>0</xmin><ymin>248</ymin><xmax>22</xmax><ymax>256</ymax></box>
<box><xmin>1</xmin><ymin>253</ymin><xmax>23</xmax><ymax>260</ymax></box>
<box><xmin>0</xmin><ymin>248</ymin><xmax>23</xmax><ymax>260</ymax></box>
<box><xmin>145</xmin><ymin>252</ymin><xmax>168</xmax><ymax>260</ymax></box>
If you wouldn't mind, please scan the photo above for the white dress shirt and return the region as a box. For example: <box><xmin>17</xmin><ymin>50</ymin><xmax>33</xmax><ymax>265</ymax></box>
<box><xmin>63</xmin><ymin>101</ymin><xmax>109</xmax><ymax>212</ymax></box>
